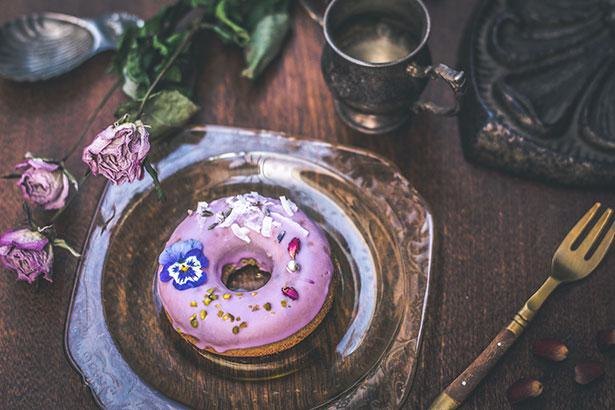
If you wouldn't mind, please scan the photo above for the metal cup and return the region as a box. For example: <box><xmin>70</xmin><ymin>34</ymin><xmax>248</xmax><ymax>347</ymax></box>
<box><xmin>302</xmin><ymin>0</ymin><xmax>465</xmax><ymax>134</ymax></box>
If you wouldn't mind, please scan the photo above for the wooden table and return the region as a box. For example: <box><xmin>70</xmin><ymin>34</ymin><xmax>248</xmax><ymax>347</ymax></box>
<box><xmin>0</xmin><ymin>1</ymin><xmax>613</xmax><ymax>408</ymax></box>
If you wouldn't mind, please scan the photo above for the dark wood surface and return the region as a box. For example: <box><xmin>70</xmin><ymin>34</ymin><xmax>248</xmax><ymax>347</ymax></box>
<box><xmin>0</xmin><ymin>0</ymin><xmax>613</xmax><ymax>409</ymax></box>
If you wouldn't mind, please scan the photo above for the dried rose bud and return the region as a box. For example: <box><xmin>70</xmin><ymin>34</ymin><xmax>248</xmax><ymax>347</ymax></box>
<box><xmin>531</xmin><ymin>338</ymin><xmax>569</xmax><ymax>362</ymax></box>
<box><xmin>16</xmin><ymin>157</ymin><xmax>70</xmax><ymax>210</ymax></box>
<box><xmin>596</xmin><ymin>329</ymin><xmax>615</xmax><ymax>353</ymax></box>
<box><xmin>82</xmin><ymin>120</ymin><xmax>150</xmax><ymax>184</ymax></box>
<box><xmin>574</xmin><ymin>361</ymin><xmax>605</xmax><ymax>385</ymax></box>
<box><xmin>282</xmin><ymin>286</ymin><xmax>299</xmax><ymax>300</ymax></box>
<box><xmin>0</xmin><ymin>228</ymin><xmax>53</xmax><ymax>284</ymax></box>
<box><xmin>506</xmin><ymin>378</ymin><xmax>543</xmax><ymax>404</ymax></box>
<box><xmin>288</xmin><ymin>237</ymin><xmax>301</xmax><ymax>259</ymax></box>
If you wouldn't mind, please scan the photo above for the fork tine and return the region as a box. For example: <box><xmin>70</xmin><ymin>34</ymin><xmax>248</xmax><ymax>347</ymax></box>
<box><xmin>578</xmin><ymin>208</ymin><xmax>613</xmax><ymax>255</ymax></box>
<box><xmin>585</xmin><ymin>220</ymin><xmax>615</xmax><ymax>271</ymax></box>
<box><xmin>561</xmin><ymin>203</ymin><xmax>601</xmax><ymax>247</ymax></box>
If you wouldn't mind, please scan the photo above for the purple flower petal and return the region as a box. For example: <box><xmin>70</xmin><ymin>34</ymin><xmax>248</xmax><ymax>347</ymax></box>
<box><xmin>0</xmin><ymin>228</ymin><xmax>53</xmax><ymax>284</ymax></box>
<box><xmin>160</xmin><ymin>263</ymin><xmax>174</xmax><ymax>282</ymax></box>
<box><xmin>158</xmin><ymin>239</ymin><xmax>203</xmax><ymax>265</ymax></box>
<box><xmin>0</xmin><ymin>228</ymin><xmax>48</xmax><ymax>251</ymax></box>
<box><xmin>82</xmin><ymin>121</ymin><xmax>151</xmax><ymax>185</ymax></box>
<box><xmin>15</xmin><ymin>157</ymin><xmax>69</xmax><ymax>210</ymax></box>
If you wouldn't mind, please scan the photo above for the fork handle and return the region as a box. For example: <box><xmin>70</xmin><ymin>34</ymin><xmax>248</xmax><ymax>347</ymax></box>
<box><xmin>429</xmin><ymin>326</ymin><xmax>520</xmax><ymax>409</ymax></box>
<box><xmin>429</xmin><ymin>277</ymin><xmax>560</xmax><ymax>409</ymax></box>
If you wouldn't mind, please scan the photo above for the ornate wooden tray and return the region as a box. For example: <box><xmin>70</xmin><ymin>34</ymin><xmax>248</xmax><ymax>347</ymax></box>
<box><xmin>64</xmin><ymin>126</ymin><xmax>434</xmax><ymax>408</ymax></box>
<box><xmin>459</xmin><ymin>0</ymin><xmax>615</xmax><ymax>187</ymax></box>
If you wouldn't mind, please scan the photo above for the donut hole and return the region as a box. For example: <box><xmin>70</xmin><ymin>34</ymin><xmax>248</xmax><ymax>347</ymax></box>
<box><xmin>221</xmin><ymin>258</ymin><xmax>272</xmax><ymax>292</ymax></box>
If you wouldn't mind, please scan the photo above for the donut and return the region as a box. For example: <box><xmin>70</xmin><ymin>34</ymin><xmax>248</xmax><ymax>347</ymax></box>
<box><xmin>156</xmin><ymin>192</ymin><xmax>334</xmax><ymax>357</ymax></box>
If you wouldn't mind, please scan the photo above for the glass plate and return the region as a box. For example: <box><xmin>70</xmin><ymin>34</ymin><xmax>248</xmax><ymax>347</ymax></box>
<box><xmin>65</xmin><ymin>126</ymin><xmax>434</xmax><ymax>409</ymax></box>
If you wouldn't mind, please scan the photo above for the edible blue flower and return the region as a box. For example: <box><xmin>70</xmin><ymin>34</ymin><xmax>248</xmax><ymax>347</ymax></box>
<box><xmin>159</xmin><ymin>239</ymin><xmax>208</xmax><ymax>290</ymax></box>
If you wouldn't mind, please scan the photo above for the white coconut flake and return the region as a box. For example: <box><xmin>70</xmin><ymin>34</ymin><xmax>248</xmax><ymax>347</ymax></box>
<box><xmin>261</xmin><ymin>216</ymin><xmax>273</xmax><ymax>237</ymax></box>
<box><xmin>271</xmin><ymin>212</ymin><xmax>309</xmax><ymax>237</ymax></box>
<box><xmin>244</xmin><ymin>219</ymin><xmax>262</xmax><ymax>233</ymax></box>
<box><xmin>280</xmin><ymin>196</ymin><xmax>297</xmax><ymax>216</ymax></box>
<box><xmin>218</xmin><ymin>207</ymin><xmax>241</xmax><ymax>228</ymax></box>
<box><xmin>196</xmin><ymin>201</ymin><xmax>210</xmax><ymax>216</ymax></box>
<box><xmin>231</xmin><ymin>223</ymin><xmax>251</xmax><ymax>243</ymax></box>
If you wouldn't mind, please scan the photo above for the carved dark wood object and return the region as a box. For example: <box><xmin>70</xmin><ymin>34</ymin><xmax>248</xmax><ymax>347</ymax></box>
<box><xmin>459</xmin><ymin>0</ymin><xmax>615</xmax><ymax>187</ymax></box>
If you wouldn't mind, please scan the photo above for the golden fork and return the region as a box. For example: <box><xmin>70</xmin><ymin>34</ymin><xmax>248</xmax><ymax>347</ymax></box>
<box><xmin>430</xmin><ymin>203</ymin><xmax>615</xmax><ymax>409</ymax></box>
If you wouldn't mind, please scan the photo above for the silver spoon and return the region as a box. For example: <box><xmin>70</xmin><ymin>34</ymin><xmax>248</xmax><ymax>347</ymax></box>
<box><xmin>0</xmin><ymin>12</ymin><xmax>142</xmax><ymax>82</ymax></box>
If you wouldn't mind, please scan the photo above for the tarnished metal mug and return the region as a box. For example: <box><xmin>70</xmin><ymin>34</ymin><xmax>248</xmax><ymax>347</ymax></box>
<box><xmin>302</xmin><ymin>0</ymin><xmax>466</xmax><ymax>134</ymax></box>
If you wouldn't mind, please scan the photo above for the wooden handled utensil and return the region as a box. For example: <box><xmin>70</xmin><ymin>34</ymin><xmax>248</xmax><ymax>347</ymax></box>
<box><xmin>429</xmin><ymin>203</ymin><xmax>615</xmax><ymax>409</ymax></box>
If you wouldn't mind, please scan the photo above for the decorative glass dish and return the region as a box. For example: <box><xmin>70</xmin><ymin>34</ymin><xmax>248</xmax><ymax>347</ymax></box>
<box><xmin>65</xmin><ymin>126</ymin><xmax>434</xmax><ymax>408</ymax></box>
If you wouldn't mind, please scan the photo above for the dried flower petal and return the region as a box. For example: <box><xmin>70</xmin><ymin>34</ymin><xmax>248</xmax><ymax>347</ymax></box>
<box><xmin>288</xmin><ymin>237</ymin><xmax>301</xmax><ymax>259</ymax></box>
<box><xmin>531</xmin><ymin>338</ymin><xmax>569</xmax><ymax>362</ymax></box>
<box><xmin>196</xmin><ymin>201</ymin><xmax>213</xmax><ymax>217</ymax></box>
<box><xmin>16</xmin><ymin>158</ymin><xmax>70</xmax><ymax>210</ymax></box>
<box><xmin>574</xmin><ymin>361</ymin><xmax>605</xmax><ymax>385</ymax></box>
<box><xmin>506</xmin><ymin>378</ymin><xmax>543</xmax><ymax>404</ymax></box>
<box><xmin>0</xmin><ymin>228</ymin><xmax>54</xmax><ymax>284</ymax></box>
<box><xmin>282</xmin><ymin>286</ymin><xmax>299</xmax><ymax>300</ymax></box>
<box><xmin>82</xmin><ymin>121</ymin><xmax>150</xmax><ymax>184</ymax></box>
<box><xmin>596</xmin><ymin>329</ymin><xmax>615</xmax><ymax>352</ymax></box>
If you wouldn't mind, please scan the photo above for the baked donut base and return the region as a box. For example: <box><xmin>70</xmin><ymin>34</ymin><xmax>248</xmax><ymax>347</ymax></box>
<box><xmin>170</xmin><ymin>281</ymin><xmax>335</xmax><ymax>358</ymax></box>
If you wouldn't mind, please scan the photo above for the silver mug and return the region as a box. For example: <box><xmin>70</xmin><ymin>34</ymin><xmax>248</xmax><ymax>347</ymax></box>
<box><xmin>302</xmin><ymin>0</ymin><xmax>466</xmax><ymax>134</ymax></box>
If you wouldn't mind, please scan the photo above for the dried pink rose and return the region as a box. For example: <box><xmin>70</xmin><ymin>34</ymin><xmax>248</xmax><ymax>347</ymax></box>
<box><xmin>282</xmin><ymin>286</ymin><xmax>299</xmax><ymax>300</ymax></box>
<box><xmin>288</xmin><ymin>237</ymin><xmax>301</xmax><ymax>259</ymax></box>
<box><xmin>0</xmin><ymin>228</ymin><xmax>53</xmax><ymax>284</ymax></box>
<box><xmin>16</xmin><ymin>158</ymin><xmax>70</xmax><ymax>210</ymax></box>
<box><xmin>82</xmin><ymin>120</ymin><xmax>150</xmax><ymax>184</ymax></box>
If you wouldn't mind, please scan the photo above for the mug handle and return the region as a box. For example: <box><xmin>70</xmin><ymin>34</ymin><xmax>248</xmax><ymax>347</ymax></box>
<box><xmin>407</xmin><ymin>63</ymin><xmax>466</xmax><ymax>116</ymax></box>
<box><xmin>299</xmin><ymin>0</ymin><xmax>330</xmax><ymax>26</ymax></box>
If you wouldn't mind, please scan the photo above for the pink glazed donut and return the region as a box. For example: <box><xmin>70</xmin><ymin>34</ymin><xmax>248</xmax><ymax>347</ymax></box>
<box><xmin>156</xmin><ymin>192</ymin><xmax>334</xmax><ymax>357</ymax></box>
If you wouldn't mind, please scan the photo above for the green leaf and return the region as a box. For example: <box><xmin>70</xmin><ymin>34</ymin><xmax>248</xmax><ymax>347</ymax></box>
<box><xmin>215</xmin><ymin>0</ymin><xmax>250</xmax><ymax>46</ymax></box>
<box><xmin>121</xmin><ymin>48</ymin><xmax>151</xmax><ymax>99</ymax></box>
<box><xmin>187</xmin><ymin>0</ymin><xmax>216</xmax><ymax>12</ymax></box>
<box><xmin>241</xmin><ymin>11</ymin><xmax>290</xmax><ymax>79</ymax></box>
<box><xmin>116</xmin><ymin>90</ymin><xmax>199</xmax><ymax>139</ymax></box>
<box><xmin>53</xmin><ymin>239</ymin><xmax>81</xmax><ymax>258</ymax></box>
<box><xmin>62</xmin><ymin>167</ymin><xmax>79</xmax><ymax>191</ymax></box>
<box><xmin>112</xmin><ymin>1</ymin><xmax>196</xmax><ymax>100</ymax></box>
<box><xmin>143</xmin><ymin>160</ymin><xmax>165</xmax><ymax>200</ymax></box>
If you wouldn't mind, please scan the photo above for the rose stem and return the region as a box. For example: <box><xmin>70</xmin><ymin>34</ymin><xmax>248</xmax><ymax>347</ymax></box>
<box><xmin>134</xmin><ymin>21</ymin><xmax>201</xmax><ymax>120</ymax></box>
<box><xmin>22</xmin><ymin>202</ymin><xmax>34</xmax><ymax>228</ymax></box>
<box><xmin>61</xmin><ymin>79</ymin><xmax>122</xmax><ymax>162</ymax></box>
